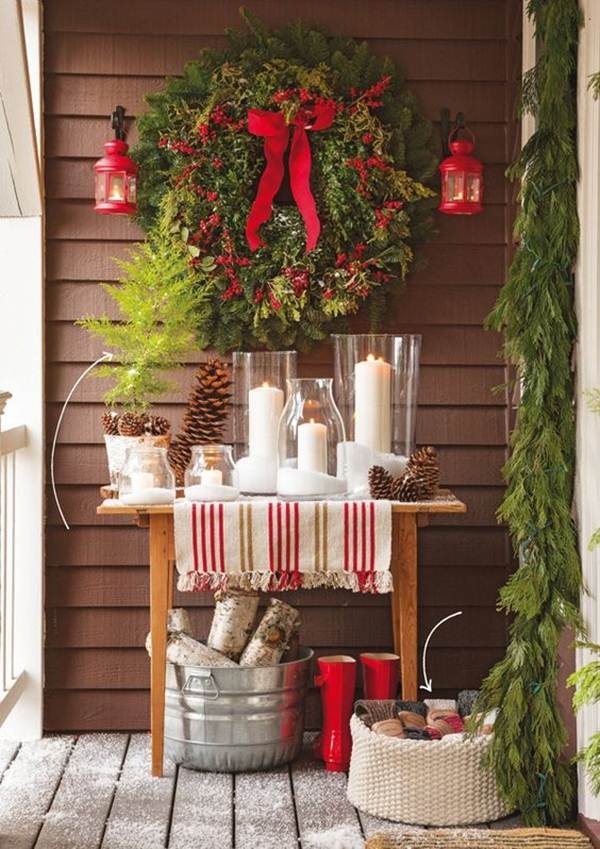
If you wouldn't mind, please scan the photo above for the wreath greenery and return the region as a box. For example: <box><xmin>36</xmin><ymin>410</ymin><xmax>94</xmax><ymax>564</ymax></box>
<box><xmin>132</xmin><ymin>10</ymin><xmax>437</xmax><ymax>352</ymax></box>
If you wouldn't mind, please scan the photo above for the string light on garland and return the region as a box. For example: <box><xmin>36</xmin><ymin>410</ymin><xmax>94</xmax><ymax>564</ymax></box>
<box><xmin>94</xmin><ymin>105</ymin><xmax>138</xmax><ymax>216</ymax></box>
<box><xmin>473</xmin><ymin>0</ymin><xmax>582</xmax><ymax>826</ymax></box>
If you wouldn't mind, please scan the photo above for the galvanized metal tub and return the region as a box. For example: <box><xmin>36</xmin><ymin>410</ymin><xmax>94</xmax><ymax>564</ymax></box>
<box><xmin>165</xmin><ymin>646</ymin><xmax>314</xmax><ymax>772</ymax></box>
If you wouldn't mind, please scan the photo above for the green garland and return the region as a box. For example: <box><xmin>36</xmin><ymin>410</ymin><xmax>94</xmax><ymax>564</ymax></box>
<box><xmin>132</xmin><ymin>11</ymin><xmax>436</xmax><ymax>352</ymax></box>
<box><xmin>475</xmin><ymin>0</ymin><xmax>582</xmax><ymax>825</ymax></box>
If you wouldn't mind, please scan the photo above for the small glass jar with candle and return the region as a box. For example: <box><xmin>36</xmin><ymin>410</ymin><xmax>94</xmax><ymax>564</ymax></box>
<box><xmin>277</xmin><ymin>378</ymin><xmax>347</xmax><ymax>500</ymax></box>
<box><xmin>232</xmin><ymin>351</ymin><xmax>297</xmax><ymax>494</ymax></box>
<box><xmin>184</xmin><ymin>445</ymin><xmax>239</xmax><ymax>502</ymax></box>
<box><xmin>118</xmin><ymin>446</ymin><xmax>175</xmax><ymax>505</ymax></box>
<box><xmin>332</xmin><ymin>334</ymin><xmax>421</xmax><ymax>496</ymax></box>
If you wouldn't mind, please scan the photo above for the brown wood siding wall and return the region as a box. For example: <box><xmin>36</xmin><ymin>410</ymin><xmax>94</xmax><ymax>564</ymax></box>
<box><xmin>44</xmin><ymin>0</ymin><xmax>521</xmax><ymax>730</ymax></box>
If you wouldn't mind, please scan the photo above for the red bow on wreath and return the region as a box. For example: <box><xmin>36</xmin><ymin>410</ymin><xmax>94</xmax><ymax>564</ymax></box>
<box><xmin>245</xmin><ymin>102</ymin><xmax>337</xmax><ymax>253</ymax></box>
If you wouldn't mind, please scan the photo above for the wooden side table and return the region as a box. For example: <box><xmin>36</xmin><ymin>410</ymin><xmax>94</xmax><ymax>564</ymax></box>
<box><xmin>98</xmin><ymin>493</ymin><xmax>466</xmax><ymax>776</ymax></box>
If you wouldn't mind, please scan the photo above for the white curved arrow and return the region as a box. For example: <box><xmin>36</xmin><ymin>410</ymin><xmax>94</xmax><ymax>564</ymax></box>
<box><xmin>50</xmin><ymin>352</ymin><xmax>114</xmax><ymax>530</ymax></box>
<box><xmin>419</xmin><ymin>610</ymin><xmax>463</xmax><ymax>693</ymax></box>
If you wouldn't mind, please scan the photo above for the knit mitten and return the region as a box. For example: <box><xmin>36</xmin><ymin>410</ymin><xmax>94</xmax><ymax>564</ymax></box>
<box><xmin>395</xmin><ymin>699</ymin><xmax>427</xmax><ymax>717</ymax></box>
<box><xmin>457</xmin><ymin>689</ymin><xmax>479</xmax><ymax>717</ymax></box>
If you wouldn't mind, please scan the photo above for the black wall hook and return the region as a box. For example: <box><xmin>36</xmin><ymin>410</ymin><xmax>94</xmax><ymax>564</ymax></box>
<box><xmin>440</xmin><ymin>109</ymin><xmax>466</xmax><ymax>157</ymax></box>
<box><xmin>111</xmin><ymin>105</ymin><xmax>127</xmax><ymax>141</ymax></box>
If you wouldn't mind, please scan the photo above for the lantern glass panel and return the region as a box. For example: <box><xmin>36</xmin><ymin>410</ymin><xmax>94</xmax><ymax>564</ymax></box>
<box><xmin>466</xmin><ymin>173</ymin><xmax>481</xmax><ymax>203</ymax></box>
<box><xmin>95</xmin><ymin>173</ymin><xmax>106</xmax><ymax>204</ymax></box>
<box><xmin>127</xmin><ymin>175</ymin><xmax>137</xmax><ymax>203</ymax></box>
<box><xmin>447</xmin><ymin>171</ymin><xmax>464</xmax><ymax>201</ymax></box>
<box><xmin>108</xmin><ymin>173</ymin><xmax>126</xmax><ymax>202</ymax></box>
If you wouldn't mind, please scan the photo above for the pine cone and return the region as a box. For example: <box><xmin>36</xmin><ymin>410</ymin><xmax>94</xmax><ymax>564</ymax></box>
<box><xmin>368</xmin><ymin>465</ymin><xmax>393</xmax><ymax>499</ymax></box>
<box><xmin>406</xmin><ymin>445</ymin><xmax>440</xmax><ymax>499</ymax></box>
<box><xmin>391</xmin><ymin>472</ymin><xmax>421</xmax><ymax>502</ymax></box>
<box><xmin>117</xmin><ymin>411</ymin><xmax>146</xmax><ymax>437</ymax></box>
<box><xmin>180</xmin><ymin>359</ymin><xmax>233</xmax><ymax>445</ymax></box>
<box><xmin>145</xmin><ymin>415</ymin><xmax>171</xmax><ymax>436</ymax></box>
<box><xmin>102</xmin><ymin>411</ymin><xmax>120</xmax><ymax>435</ymax></box>
<box><xmin>167</xmin><ymin>439</ymin><xmax>192</xmax><ymax>487</ymax></box>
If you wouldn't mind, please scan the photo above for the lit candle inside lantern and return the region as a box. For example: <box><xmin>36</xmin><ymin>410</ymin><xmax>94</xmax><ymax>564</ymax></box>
<box><xmin>297</xmin><ymin>418</ymin><xmax>328</xmax><ymax>473</ymax></box>
<box><xmin>108</xmin><ymin>174</ymin><xmax>125</xmax><ymax>201</ymax></box>
<box><xmin>354</xmin><ymin>353</ymin><xmax>392</xmax><ymax>453</ymax></box>
<box><xmin>248</xmin><ymin>382</ymin><xmax>284</xmax><ymax>458</ymax></box>
<box><xmin>201</xmin><ymin>468</ymin><xmax>223</xmax><ymax>486</ymax></box>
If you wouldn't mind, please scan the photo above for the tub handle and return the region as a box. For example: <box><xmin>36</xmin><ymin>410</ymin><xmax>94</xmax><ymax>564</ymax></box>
<box><xmin>183</xmin><ymin>671</ymin><xmax>220</xmax><ymax>701</ymax></box>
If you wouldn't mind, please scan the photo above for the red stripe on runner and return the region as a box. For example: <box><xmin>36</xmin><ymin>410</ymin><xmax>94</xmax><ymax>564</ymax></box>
<box><xmin>344</xmin><ymin>502</ymin><xmax>349</xmax><ymax>571</ymax></box>
<box><xmin>353</xmin><ymin>502</ymin><xmax>358</xmax><ymax>572</ymax></box>
<box><xmin>294</xmin><ymin>502</ymin><xmax>300</xmax><ymax>572</ymax></box>
<box><xmin>209</xmin><ymin>503</ymin><xmax>217</xmax><ymax>569</ymax></box>
<box><xmin>276</xmin><ymin>501</ymin><xmax>283</xmax><ymax>572</ymax></box>
<box><xmin>285</xmin><ymin>502</ymin><xmax>291</xmax><ymax>572</ymax></box>
<box><xmin>200</xmin><ymin>504</ymin><xmax>208</xmax><ymax>571</ymax></box>
<box><xmin>268</xmin><ymin>502</ymin><xmax>274</xmax><ymax>572</ymax></box>
<box><xmin>191</xmin><ymin>503</ymin><xmax>199</xmax><ymax>572</ymax></box>
<box><xmin>370</xmin><ymin>501</ymin><xmax>376</xmax><ymax>572</ymax></box>
<box><xmin>361</xmin><ymin>502</ymin><xmax>367</xmax><ymax>572</ymax></box>
<box><xmin>218</xmin><ymin>503</ymin><xmax>225</xmax><ymax>572</ymax></box>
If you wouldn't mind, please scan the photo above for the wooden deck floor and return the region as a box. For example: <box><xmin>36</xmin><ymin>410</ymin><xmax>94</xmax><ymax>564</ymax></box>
<box><xmin>0</xmin><ymin>734</ymin><xmax>524</xmax><ymax>849</ymax></box>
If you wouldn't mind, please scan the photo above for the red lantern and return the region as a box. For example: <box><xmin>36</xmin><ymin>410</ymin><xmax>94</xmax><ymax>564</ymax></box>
<box><xmin>438</xmin><ymin>126</ymin><xmax>483</xmax><ymax>215</ymax></box>
<box><xmin>94</xmin><ymin>106</ymin><xmax>137</xmax><ymax>215</ymax></box>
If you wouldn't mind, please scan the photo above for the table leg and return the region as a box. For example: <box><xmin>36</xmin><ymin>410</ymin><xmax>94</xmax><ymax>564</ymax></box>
<box><xmin>149</xmin><ymin>513</ymin><xmax>170</xmax><ymax>777</ymax></box>
<box><xmin>390</xmin><ymin>513</ymin><xmax>418</xmax><ymax>701</ymax></box>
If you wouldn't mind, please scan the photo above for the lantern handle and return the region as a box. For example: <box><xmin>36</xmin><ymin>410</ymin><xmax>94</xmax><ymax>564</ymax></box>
<box><xmin>448</xmin><ymin>124</ymin><xmax>475</xmax><ymax>146</ymax></box>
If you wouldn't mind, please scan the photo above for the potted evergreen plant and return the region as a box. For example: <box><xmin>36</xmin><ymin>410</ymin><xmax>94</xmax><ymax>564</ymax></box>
<box><xmin>79</xmin><ymin>216</ymin><xmax>204</xmax><ymax>489</ymax></box>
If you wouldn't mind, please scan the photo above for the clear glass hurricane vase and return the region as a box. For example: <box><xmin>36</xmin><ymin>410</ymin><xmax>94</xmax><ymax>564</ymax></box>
<box><xmin>277</xmin><ymin>378</ymin><xmax>347</xmax><ymax>500</ymax></box>
<box><xmin>118</xmin><ymin>446</ymin><xmax>175</xmax><ymax>505</ymax></box>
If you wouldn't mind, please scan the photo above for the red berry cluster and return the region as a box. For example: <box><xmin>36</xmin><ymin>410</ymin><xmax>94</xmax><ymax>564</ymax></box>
<box><xmin>346</xmin><ymin>155</ymin><xmax>392</xmax><ymax>196</ymax></box>
<box><xmin>283</xmin><ymin>266</ymin><xmax>310</xmax><ymax>296</ymax></box>
<box><xmin>334</xmin><ymin>243</ymin><xmax>391</xmax><ymax>297</ymax></box>
<box><xmin>374</xmin><ymin>200</ymin><xmax>404</xmax><ymax>229</ymax></box>
<box><xmin>350</xmin><ymin>75</ymin><xmax>392</xmax><ymax>108</ymax></box>
<box><xmin>158</xmin><ymin>137</ymin><xmax>196</xmax><ymax>155</ymax></box>
<box><xmin>217</xmin><ymin>232</ymin><xmax>251</xmax><ymax>301</ymax></box>
<box><xmin>210</xmin><ymin>104</ymin><xmax>244</xmax><ymax>131</ymax></box>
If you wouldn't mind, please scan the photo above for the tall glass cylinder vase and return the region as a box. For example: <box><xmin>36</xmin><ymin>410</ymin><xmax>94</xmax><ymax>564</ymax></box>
<box><xmin>233</xmin><ymin>350</ymin><xmax>297</xmax><ymax>494</ymax></box>
<box><xmin>332</xmin><ymin>334</ymin><xmax>421</xmax><ymax>496</ymax></box>
<box><xmin>277</xmin><ymin>378</ymin><xmax>347</xmax><ymax>500</ymax></box>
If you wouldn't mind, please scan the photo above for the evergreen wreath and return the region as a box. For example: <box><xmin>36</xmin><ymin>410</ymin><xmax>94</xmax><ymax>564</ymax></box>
<box><xmin>474</xmin><ymin>0</ymin><xmax>582</xmax><ymax>825</ymax></box>
<box><xmin>132</xmin><ymin>9</ymin><xmax>437</xmax><ymax>352</ymax></box>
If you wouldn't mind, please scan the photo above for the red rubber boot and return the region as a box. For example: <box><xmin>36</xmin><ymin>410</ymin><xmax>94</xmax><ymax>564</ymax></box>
<box><xmin>360</xmin><ymin>652</ymin><xmax>400</xmax><ymax>700</ymax></box>
<box><xmin>314</xmin><ymin>654</ymin><xmax>357</xmax><ymax>772</ymax></box>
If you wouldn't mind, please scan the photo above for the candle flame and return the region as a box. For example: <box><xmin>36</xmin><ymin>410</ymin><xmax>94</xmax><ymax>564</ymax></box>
<box><xmin>367</xmin><ymin>354</ymin><xmax>375</xmax><ymax>362</ymax></box>
<box><xmin>262</xmin><ymin>381</ymin><xmax>270</xmax><ymax>387</ymax></box>
<box><xmin>309</xmin><ymin>418</ymin><xmax>315</xmax><ymax>424</ymax></box>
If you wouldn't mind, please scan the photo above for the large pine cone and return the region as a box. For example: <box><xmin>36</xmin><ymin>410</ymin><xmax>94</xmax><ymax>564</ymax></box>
<box><xmin>102</xmin><ymin>411</ymin><xmax>120</xmax><ymax>435</ymax></box>
<box><xmin>406</xmin><ymin>446</ymin><xmax>439</xmax><ymax>499</ymax></box>
<box><xmin>180</xmin><ymin>359</ymin><xmax>232</xmax><ymax>444</ymax></box>
<box><xmin>167</xmin><ymin>439</ymin><xmax>192</xmax><ymax>487</ymax></box>
<box><xmin>368</xmin><ymin>465</ymin><xmax>393</xmax><ymax>500</ymax></box>
<box><xmin>117</xmin><ymin>411</ymin><xmax>146</xmax><ymax>436</ymax></box>
<box><xmin>391</xmin><ymin>472</ymin><xmax>421</xmax><ymax>502</ymax></box>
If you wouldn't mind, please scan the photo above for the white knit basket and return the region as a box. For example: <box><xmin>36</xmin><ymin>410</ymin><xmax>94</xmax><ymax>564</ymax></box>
<box><xmin>347</xmin><ymin>714</ymin><xmax>512</xmax><ymax>826</ymax></box>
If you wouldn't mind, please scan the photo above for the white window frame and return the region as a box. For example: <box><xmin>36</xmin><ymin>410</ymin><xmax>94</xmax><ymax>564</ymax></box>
<box><xmin>0</xmin><ymin>0</ymin><xmax>44</xmax><ymax>740</ymax></box>
<box><xmin>575</xmin><ymin>0</ymin><xmax>600</xmax><ymax>822</ymax></box>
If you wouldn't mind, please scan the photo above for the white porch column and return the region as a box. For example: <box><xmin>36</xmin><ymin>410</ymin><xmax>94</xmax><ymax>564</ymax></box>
<box><xmin>575</xmin><ymin>0</ymin><xmax>600</xmax><ymax>822</ymax></box>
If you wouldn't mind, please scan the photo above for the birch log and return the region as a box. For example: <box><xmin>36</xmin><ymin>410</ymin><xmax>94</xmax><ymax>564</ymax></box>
<box><xmin>168</xmin><ymin>608</ymin><xmax>192</xmax><ymax>635</ymax></box>
<box><xmin>145</xmin><ymin>631</ymin><xmax>238</xmax><ymax>667</ymax></box>
<box><xmin>207</xmin><ymin>590</ymin><xmax>260</xmax><ymax>661</ymax></box>
<box><xmin>239</xmin><ymin>598</ymin><xmax>301</xmax><ymax>667</ymax></box>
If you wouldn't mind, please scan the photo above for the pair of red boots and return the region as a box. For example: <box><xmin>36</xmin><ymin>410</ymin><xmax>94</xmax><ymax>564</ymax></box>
<box><xmin>314</xmin><ymin>652</ymin><xmax>399</xmax><ymax>771</ymax></box>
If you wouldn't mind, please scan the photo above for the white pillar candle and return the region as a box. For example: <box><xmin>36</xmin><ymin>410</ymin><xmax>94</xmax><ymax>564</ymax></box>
<box><xmin>248</xmin><ymin>382</ymin><xmax>284</xmax><ymax>458</ymax></box>
<box><xmin>354</xmin><ymin>354</ymin><xmax>392</xmax><ymax>454</ymax></box>
<box><xmin>130</xmin><ymin>472</ymin><xmax>155</xmax><ymax>491</ymax></box>
<box><xmin>297</xmin><ymin>419</ymin><xmax>327</xmax><ymax>474</ymax></box>
<box><xmin>201</xmin><ymin>468</ymin><xmax>223</xmax><ymax>486</ymax></box>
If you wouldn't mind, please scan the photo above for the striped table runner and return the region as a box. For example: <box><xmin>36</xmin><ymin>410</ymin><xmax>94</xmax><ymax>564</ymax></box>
<box><xmin>174</xmin><ymin>499</ymin><xmax>392</xmax><ymax>593</ymax></box>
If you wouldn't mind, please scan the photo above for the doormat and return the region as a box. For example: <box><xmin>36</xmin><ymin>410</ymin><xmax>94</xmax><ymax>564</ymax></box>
<box><xmin>366</xmin><ymin>828</ymin><xmax>592</xmax><ymax>849</ymax></box>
